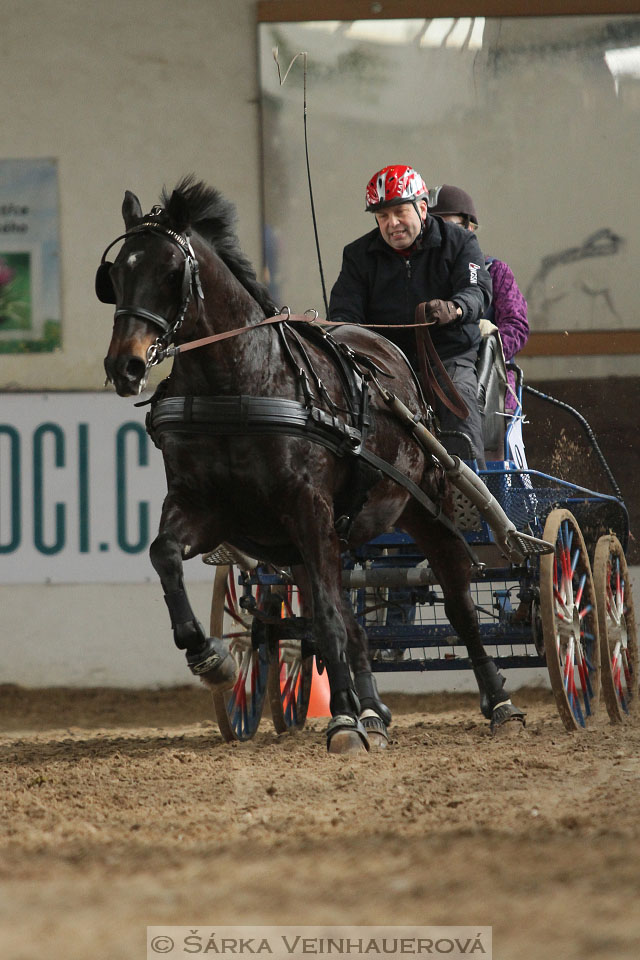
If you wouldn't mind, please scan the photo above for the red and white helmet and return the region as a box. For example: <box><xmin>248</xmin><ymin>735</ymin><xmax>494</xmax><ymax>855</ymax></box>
<box><xmin>365</xmin><ymin>164</ymin><xmax>429</xmax><ymax>212</ymax></box>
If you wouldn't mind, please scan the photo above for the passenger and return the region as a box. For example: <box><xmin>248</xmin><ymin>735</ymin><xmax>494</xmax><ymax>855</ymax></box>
<box><xmin>329</xmin><ymin>164</ymin><xmax>492</xmax><ymax>465</ymax></box>
<box><xmin>428</xmin><ymin>184</ymin><xmax>529</xmax><ymax>411</ymax></box>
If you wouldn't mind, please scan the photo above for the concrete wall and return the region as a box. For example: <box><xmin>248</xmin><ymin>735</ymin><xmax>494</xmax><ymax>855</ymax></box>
<box><xmin>0</xmin><ymin>0</ymin><xmax>266</xmax><ymax>687</ymax></box>
<box><xmin>0</xmin><ymin>0</ymin><xmax>262</xmax><ymax>391</ymax></box>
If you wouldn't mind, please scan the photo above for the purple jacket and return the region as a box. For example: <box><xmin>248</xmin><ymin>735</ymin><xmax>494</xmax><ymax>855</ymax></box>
<box><xmin>487</xmin><ymin>258</ymin><xmax>529</xmax><ymax>410</ymax></box>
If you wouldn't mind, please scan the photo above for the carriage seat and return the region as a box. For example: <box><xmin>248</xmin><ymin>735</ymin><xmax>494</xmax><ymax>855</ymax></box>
<box><xmin>476</xmin><ymin>320</ymin><xmax>507</xmax><ymax>458</ymax></box>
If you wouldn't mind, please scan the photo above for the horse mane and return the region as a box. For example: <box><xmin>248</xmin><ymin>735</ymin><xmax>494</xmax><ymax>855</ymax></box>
<box><xmin>160</xmin><ymin>176</ymin><xmax>278</xmax><ymax>318</ymax></box>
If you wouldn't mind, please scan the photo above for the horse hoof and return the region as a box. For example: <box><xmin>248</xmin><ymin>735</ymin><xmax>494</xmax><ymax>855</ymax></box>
<box><xmin>364</xmin><ymin>730</ymin><xmax>389</xmax><ymax>751</ymax></box>
<box><xmin>360</xmin><ymin>709</ymin><xmax>389</xmax><ymax>751</ymax></box>
<box><xmin>490</xmin><ymin>701</ymin><xmax>526</xmax><ymax>737</ymax></box>
<box><xmin>328</xmin><ymin>730</ymin><xmax>369</xmax><ymax>755</ymax></box>
<box><xmin>186</xmin><ymin>637</ymin><xmax>238</xmax><ymax>691</ymax></box>
<box><xmin>326</xmin><ymin>715</ymin><xmax>370</xmax><ymax>755</ymax></box>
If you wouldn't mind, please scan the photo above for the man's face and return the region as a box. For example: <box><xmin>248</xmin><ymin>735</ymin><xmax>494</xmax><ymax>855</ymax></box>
<box><xmin>375</xmin><ymin>200</ymin><xmax>427</xmax><ymax>250</ymax></box>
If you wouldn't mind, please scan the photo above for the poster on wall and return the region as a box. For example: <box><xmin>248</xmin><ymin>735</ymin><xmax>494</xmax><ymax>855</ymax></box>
<box><xmin>0</xmin><ymin>158</ymin><xmax>61</xmax><ymax>353</ymax></box>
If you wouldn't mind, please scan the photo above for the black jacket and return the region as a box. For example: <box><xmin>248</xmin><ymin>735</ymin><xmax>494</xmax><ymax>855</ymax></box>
<box><xmin>328</xmin><ymin>215</ymin><xmax>492</xmax><ymax>364</ymax></box>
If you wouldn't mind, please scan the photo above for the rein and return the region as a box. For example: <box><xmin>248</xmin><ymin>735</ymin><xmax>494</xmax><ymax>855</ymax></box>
<box><xmin>166</xmin><ymin>307</ymin><xmax>439</xmax><ymax>357</ymax></box>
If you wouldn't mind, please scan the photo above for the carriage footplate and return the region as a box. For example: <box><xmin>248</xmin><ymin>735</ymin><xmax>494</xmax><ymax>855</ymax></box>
<box><xmin>326</xmin><ymin>715</ymin><xmax>370</xmax><ymax>754</ymax></box>
<box><xmin>502</xmin><ymin>529</ymin><xmax>554</xmax><ymax>561</ymax></box>
<box><xmin>201</xmin><ymin>543</ymin><xmax>258</xmax><ymax>569</ymax></box>
<box><xmin>186</xmin><ymin>636</ymin><xmax>238</xmax><ymax>690</ymax></box>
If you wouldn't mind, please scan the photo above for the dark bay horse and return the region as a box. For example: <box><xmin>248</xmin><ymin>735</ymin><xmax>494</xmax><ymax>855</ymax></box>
<box><xmin>101</xmin><ymin>177</ymin><xmax>523</xmax><ymax>753</ymax></box>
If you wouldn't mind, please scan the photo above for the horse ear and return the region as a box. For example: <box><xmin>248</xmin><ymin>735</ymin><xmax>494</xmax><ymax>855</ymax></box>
<box><xmin>122</xmin><ymin>191</ymin><xmax>143</xmax><ymax>229</ymax></box>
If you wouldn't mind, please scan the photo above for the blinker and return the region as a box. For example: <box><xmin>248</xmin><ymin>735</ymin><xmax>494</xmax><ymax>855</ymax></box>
<box><xmin>95</xmin><ymin>261</ymin><xmax>116</xmax><ymax>304</ymax></box>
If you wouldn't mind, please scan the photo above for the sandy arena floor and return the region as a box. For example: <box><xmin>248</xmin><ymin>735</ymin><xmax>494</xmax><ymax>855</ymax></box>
<box><xmin>1</xmin><ymin>684</ymin><xmax>639</xmax><ymax>960</ymax></box>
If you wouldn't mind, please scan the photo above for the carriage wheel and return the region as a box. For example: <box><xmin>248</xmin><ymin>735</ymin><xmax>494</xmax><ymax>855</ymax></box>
<box><xmin>266</xmin><ymin>581</ymin><xmax>313</xmax><ymax>733</ymax></box>
<box><xmin>209</xmin><ymin>564</ymin><xmax>269</xmax><ymax>742</ymax></box>
<box><xmin>540</xmin><ymin>509</ymin><xmax>601</xmax><ymax>731</ymax></box>
<box><xmin>593</xmin><ymin>534</ymin><xmax>638</xmax><ymax>722</ymax></box>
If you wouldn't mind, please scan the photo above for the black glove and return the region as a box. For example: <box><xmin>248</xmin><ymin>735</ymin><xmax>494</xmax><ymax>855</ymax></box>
<box><xmin>423</xmin><ymin>299</ymin><xmax>462</xmax><ymax>325</ymax></box>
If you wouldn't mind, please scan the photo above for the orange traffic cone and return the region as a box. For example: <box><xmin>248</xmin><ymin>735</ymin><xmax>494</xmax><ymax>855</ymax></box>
<box><xmin>307</xmin><ymin>658</ymin><xmax>331</xmax><ymax>717</ymax></box>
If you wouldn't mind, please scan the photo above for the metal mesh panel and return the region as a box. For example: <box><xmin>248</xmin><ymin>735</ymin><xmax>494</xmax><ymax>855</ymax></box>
<box><xmin>361</xmin><ymin>576</ymin><xmax>545</xmax><ymax>672</ymax></box>
<box><xmin>482</xmin><ymin>471</ymin><xmax>628</xmax><ymax>546</ymax></box>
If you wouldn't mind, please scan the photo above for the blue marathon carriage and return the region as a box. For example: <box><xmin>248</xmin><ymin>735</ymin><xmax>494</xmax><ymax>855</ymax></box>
<box><xmin>204</xmin><ymin>350</ymin><xmax>636</xmax><ymax>741</ymax></box>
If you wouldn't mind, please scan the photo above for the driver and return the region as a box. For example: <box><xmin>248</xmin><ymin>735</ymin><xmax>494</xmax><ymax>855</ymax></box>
<box><xmin>329</xmin><ymin>164</ymin><xmax>492</xmax><ymax>465</ymax></box>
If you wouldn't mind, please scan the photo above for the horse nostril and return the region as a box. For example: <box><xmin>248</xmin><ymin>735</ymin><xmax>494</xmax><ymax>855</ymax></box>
<box><xmin>125</xmin><ymin>357</ymin><xmax>147</xmax><ymax>382</ymax></box>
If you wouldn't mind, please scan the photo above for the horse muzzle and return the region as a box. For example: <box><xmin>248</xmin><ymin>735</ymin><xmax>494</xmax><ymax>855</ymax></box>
<box><xmin>104</xmin><ymin>354</ymin><xmax>148</xmax><ymax>396</ymax></box>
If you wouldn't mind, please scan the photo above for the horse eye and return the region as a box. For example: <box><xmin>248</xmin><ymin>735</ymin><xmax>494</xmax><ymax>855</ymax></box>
<box><xmin>166</xmin><ymin>268</ymin><xmax>183</xmax><ymax>290</ymax></box>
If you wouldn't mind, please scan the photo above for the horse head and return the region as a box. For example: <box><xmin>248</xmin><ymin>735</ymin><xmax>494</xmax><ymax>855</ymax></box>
<box><xmin>101</xmin><ymin>189</ymin><xmax>203</xmax><ymax>396</ymax></box>
<box><xmin>100</xmin><ymin>178</ymin><xmax>277</xmax><ymax>397</ymax></box>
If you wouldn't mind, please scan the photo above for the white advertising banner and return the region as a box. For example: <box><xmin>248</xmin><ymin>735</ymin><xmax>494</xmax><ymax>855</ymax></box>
<box><xmin>0</xmin><ymin>392</ymin><xmax>213</xmax><ymax>584</ymax></box>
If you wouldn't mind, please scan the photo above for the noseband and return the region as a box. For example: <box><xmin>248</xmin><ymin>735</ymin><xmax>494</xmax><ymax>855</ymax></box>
<box><xmin>97</xmin><ymin>215</ymin><xmax>205</xmax><ymax>367</ymax></box>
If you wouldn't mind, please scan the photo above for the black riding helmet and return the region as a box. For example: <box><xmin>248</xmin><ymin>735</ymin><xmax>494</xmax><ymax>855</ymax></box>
<box><xmin>429</xmin><ymin>184</ymin><xmax>479</xmax><ymax>227</ymax></box>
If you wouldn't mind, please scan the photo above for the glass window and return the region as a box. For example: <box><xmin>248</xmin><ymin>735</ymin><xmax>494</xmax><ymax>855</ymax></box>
<box><xmin>259</xmin><ymin>14</ymin><xmax>640</xmax><ymax>378</ymax></box>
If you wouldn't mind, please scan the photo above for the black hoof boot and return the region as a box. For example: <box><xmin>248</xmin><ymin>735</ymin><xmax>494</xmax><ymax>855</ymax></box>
<box><xmin>471</xmin><ymin>655</ymin><xmax>526</xmax><ymax>729</ymax></box>
<box><xmin>359</xmin><ymin>709</ymin><xmax>390</xmax><ymax>749</ymax></box>
<box><xmin>490</xmin><ymin>700</ymin><xmax>526</xmax><ymax>733</ymax></box>
<box><xmin>354</xmin><ymin>671</ymin><xmax>392</xmax><ymax>726</ymax></box>
<box><xmin>186</xmin><ymin>637</ymin><xmax>238</xmax><ymax>690</ymax></box>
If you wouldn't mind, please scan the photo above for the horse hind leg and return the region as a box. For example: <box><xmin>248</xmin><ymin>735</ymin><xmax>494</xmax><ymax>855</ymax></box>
<box><xmin>403</xmin><ymin>510</ymin><xmax>525</xmax><ymax>733</ymax></box>
<box><xmin>149</xmin><ymin>531</ymin><xmax>237</xmax><ymax>691</ymax></box>
<box><xmin>439</xmin><ymin>564</ymin><xmax>526</xmax><ymax>733</ymax></box>
<box><xmin>342</xmin><ymin>597</ymin><xmax>392</xmax><ymax>749</ymax></box>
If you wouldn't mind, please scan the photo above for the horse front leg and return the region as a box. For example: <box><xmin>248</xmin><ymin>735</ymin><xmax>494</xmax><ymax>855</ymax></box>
<box><xmin>149</xmin><ymin>521</ymin><xmax>237</xmax><ymax>692</ymax></box>
<box><xmin>404</xmin><ymin>510</ymin><xmax>526</xmax><ymax>733</ymax></box>
<box><xmin>284</xmin><ymin>501</ymin><xmax>369</xmax><ymax>754</ymax></box>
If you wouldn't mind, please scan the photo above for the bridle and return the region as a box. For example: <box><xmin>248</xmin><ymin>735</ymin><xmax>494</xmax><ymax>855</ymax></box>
<box><xmin>97</xmin><ymin>213</ymin><xmax>204</xmax><ymax>372</ymax></box>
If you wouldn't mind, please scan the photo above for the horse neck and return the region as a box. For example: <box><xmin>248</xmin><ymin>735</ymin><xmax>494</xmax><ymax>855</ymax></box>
<box><xmin>171</xmin><ymin>240</ymin><xmax>287</xmax><ymax>396</ymax></box>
